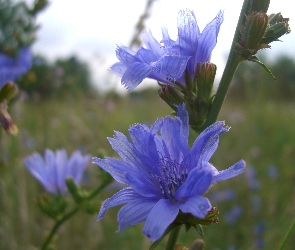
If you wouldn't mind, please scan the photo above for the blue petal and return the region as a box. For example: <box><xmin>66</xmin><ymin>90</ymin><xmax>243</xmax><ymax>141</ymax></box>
<box><xmin>118</xmin><ymin>198</ymin><xmax>157</xmax><ymax>231</ymax></box>
<box><xmin>0</xmin><ymin>47</ymin><xmax>32</xmax><ymax>87</ymax></box>
<box><xmin>194</xmin><ymin>11</ymin><xmax>224</xmax><ymax>64</ymax></box>
<box><xmin>98</xmin><ymin>187</ymin><xmax>142</xmax><ymax>219</ymax></box>
<box><xmin>55</xmin><ymin>149</ymin><xmax>68</xmax><ymax>194</ymax></box>
<box><xmin>177</xmin><ymin>10</ymin><xmax>200</xmax><ymax>57</ymax></box>
<box><xmin>176</xmin><ymin>104</ymin><xmax>189</xmax><ymax>139</ymax></box>
<box><xmin>108</xmin><ymin>131</ymin><xmax>144</xmax><ymax>168</ymax></box>
<box><xmin>161</xmin><ymin>26</ymin><xmax>177</xmax><ymax>49</ymax></box>
<box><xmin>67</xmin><ymin>151</ymin><xmax>90</xmax><ymax>184</ymax></box>
<box><xmin>141</xmin><ymin>30</ymin><xmax>163</xmax><ymax>58</ymax></box>
<box><xmin>179</xmin><ymin>195</ymin><xmax>211</xmax><ymax>219</ymax></box>
<box><xmin>44</xmin><ymin>149</ymin><xmax>59</xmax><ymax>194</ymax></box>
<box><xmin>191</xmin><ymin>121</ymin><xmax>229</xmax><ymax>164</ymax></box>
<box><xmin>212</xmin><ymin>160</ymin><xmax>246</xmax><ymax>184</ymax></box>
<box><xmin>125</xmin><ymin>171</ymin><xmax>161</xmax><ymax>198</ymax></box>
<box><xmin>93</xmin><ymin>157</ymin><xmax>133</xmax><ymax>184</ymax></box>
<box><xmin>160</xmin><ymin>116</ymin><xmax>190</xmax><ymax>162</ymax></box>
<box><xmin>110</xmin><ymin>62</ymin><xmax>128</xmax><ymax>77</ymax></box>
<box><xmin>175</xmin><ymin>167</ymin><xmax>213</xmax><ymax>200</ymax></box>
<box><xmin>122</xmin><ymin>62</ymin><xmax>152</xmax><ymax>91</ymax></box>
<box><xmin>137</xmin><ymin>47</ymin><xmax>160</xmax><ymax>64</ymax></box>
<box><xmin>152</xmin><ymin>55</ymin><xmax>190</xmax><ymax>80</ymax></box>
<box><xmin>128</xmin><ymin>124</ymin><xmax>154</xmax><ymax>159</ymax></box>
<box><xmin>143</xmin><ymin>199</ymin><xmax>179</xmax><ymax>241</ymax></box>
<box><xmin>116</xmin><ymin>46</ymin><xmax>137</xmax><ymax>66</ymax></box>
<box><xmin>23</xmin><ymin>152</ymin><xmax>55</xmax><ymax>193</ymax></box>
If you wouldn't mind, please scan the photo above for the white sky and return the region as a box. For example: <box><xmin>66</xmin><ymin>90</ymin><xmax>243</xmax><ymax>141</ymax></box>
<box><xmin>32</xmin><ymin>0</ymin><xmax>295</xmax><ymax>92</ymax></box>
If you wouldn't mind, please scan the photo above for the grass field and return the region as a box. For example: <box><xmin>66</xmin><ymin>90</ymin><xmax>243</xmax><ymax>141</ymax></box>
<box><xmin>1</xmin><ymin>88</ymin><xmax>295</xmax><ymax>249</ymax></box>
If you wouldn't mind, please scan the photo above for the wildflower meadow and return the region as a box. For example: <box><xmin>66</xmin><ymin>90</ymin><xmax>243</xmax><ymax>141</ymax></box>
<box><xmin>0</xmin><ymin>0</ymin><xmax>294</xmax><ymax>249</ymax></box>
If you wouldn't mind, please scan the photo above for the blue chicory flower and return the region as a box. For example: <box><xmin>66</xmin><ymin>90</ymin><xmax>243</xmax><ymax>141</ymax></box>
<box><xmin>23</xmin><ymin>149</ymin><xmax>91</xmax><ymax>195</ymax></box>
<box><xmin>93</xmin><ymin>104</ymin><xmax>245</xmax><ymax>241</ymax></box>
<box><xmin>111</xmin><ymin>9</ymin><xmax>223</xmax><ymax>91</ymax></box>
<box><xmin>0</xmin><ymin>47</ymin><xmax>32</xmax><ymax>87</ymax></box>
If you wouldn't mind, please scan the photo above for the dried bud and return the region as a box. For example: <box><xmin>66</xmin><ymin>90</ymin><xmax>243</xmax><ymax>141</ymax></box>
<box><xmin>262</xmin><ymin>13</ymin><xmax>290</xmax><ymax>44</ymax></box>
<box><xmin>0</xmin><ymin>101</ymin><xmax>18</xmax><ymax>135</ymax></box>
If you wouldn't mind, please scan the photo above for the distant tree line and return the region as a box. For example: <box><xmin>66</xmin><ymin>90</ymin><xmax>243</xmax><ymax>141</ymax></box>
<box><xmin>228</xmin><ymin>54</ymin><xmax>295</xmax><ymax>101</ymax></box>
<box><xmin>19</xmin><ymin>55</ymin><xmax>94</xmax><ymax>98</ymax></box>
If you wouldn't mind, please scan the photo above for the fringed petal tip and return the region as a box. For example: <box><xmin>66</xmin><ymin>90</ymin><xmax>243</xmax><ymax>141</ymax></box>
<box><xmin>213</xmin><ymin>160</ymin><xmax>246</xmax><ymax>184</ymax></box>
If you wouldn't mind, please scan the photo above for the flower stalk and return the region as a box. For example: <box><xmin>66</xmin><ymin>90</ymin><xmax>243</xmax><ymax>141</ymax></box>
<box><xmin>40</xmin><ymin>179</ymin><xmax>112</xmax><ymax>250</ymax></box>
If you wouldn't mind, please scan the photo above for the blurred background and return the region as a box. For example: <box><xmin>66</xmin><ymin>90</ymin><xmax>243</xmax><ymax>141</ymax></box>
<box><xmin>1</xmin><ymin>0</ymin><xmax>295</xmax><ymax>249</ymax></box>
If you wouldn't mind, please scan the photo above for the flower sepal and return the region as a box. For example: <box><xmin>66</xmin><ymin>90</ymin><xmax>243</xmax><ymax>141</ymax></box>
<box><xmin>37</xmin><ymin>194</ymin><xmax>68</xmax><ymax>220</ymax></box>
<box><xmin>158</xmin><ymin>84</ymin><xmax>185</xmax><ymax>110</ymax></box>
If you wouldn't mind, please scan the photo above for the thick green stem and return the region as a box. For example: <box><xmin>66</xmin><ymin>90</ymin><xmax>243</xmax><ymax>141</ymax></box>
<box><xmin>165</xmin><ymin>225</ymin><xmax>182</xmax><ymax>250</ymax></box>
<box><xmin>202</xmin><ymin>0</ymin><xmax>253</xmax><ymax>129</ymax></box>
<box><xmin>41</xmin><ymin>180</ymin><xmax>111</xmax><ymax>250</ymax></box>
<box><xmin>278</xmin><ymin>216</ymin><xmax>295</xmax><ymax>250</ymax></box>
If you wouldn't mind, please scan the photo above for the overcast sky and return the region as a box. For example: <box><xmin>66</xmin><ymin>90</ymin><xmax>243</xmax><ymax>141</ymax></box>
<box><xmin>32</xmin><ymin>0</ymin><xmax>294</xmax><ymax>92</ymax></box>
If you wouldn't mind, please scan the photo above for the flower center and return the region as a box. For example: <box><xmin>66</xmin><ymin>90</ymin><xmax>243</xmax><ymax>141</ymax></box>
<box><xmin>151</xmin><ymin>156</ymin><xmax>189</xmax><ymax>200</ymax></box>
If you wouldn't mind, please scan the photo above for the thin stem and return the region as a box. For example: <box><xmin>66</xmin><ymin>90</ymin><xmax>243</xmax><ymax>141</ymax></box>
<box><xmin>40</xmin><ymin>180</ymin><xmax>111</xmax><ymax>250</ymax></box>
<box><xmin>165</xmin><ymin>225</ymin><xmax>182</xmax><ymax>250</ymax></box>
<box><xmin>202</xmin><ymin>0</ymin><xmax>253</xmax><ymax>129</ymax></box>
<box><xmin>41</xmin><ymin>207</ymin><xmax>79</xmax><ymax>250</ymax></box>
<box><xmin>278</xmin><ymin>216</ymin><xmax>295</xmax><ymax>250</ymax></box>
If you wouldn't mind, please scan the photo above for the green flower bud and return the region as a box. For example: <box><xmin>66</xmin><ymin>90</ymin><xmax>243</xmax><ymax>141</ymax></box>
<box><xmin>66</xmin><ymin>177</ymin><xmax>84</xmax><ymax>204</ymax></box>
<box><xmin>241</xmin><ymin>12</ymin><xmax>268</xmax><ymax>50</ymax></box>
<box><xmin>195</xmin><ymin>62</ymin><xmax>216</xmax><ymax>103</ymax></box>
<box><xmin>158</xmin><ymin>85</ymin><xmax>184</xmax><ymax>110</ymax></box>
<box><xmin>0</xmin><ymin>82</ymin><xmax>18</xmax><ymax>102</ymax></box>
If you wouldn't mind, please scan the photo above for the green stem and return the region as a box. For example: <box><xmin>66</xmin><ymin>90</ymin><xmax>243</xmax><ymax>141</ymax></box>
<box><xmin>202</xmin><ymin>0</ymin><xmax>253</xmax><ymax>129</ymax></box>
<box><xmin>165</xmin><ymin>225</ymin><xmax>181</xmax><ymax>250</ymax></box>
<box><xmin>40</xmin><ymin>180</ymin><xmax>111</xmax><ymax>250</ymax></box>
<box><xmin>41</xmin><ymin>207</ymin><xmax>79</xmax><ymax>250</ymax></box>
<box><xmin>278</xmin><ymin>216</ymin><xmax>295</xmax><ymax>250</ymax></box>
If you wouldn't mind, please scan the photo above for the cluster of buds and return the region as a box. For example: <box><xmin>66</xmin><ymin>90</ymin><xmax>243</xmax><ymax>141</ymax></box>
<box><xmin>236</xmin><ymin>11</ymin><xmax>290</xmax><ymax>59</ymax></box>
<box><xmin>159</xmin><ymin>63</ymin><xmax>216</xmax><ymax>132</ymax></box>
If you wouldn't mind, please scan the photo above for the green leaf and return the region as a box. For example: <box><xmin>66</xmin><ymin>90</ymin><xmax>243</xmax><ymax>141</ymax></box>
<box><xmin>249</xmin><ymin>56</ymin><xmax>276</xmax><ymax>80</ymax></box>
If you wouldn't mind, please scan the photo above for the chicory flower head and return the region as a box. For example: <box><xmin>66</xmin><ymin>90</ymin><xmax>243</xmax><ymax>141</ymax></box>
<box><xmin>93</xmin><ymin>104</ymin><xmax>245</xmax><ymax>241</ymax></box>
<box><xmin>111</xmin><ymin>9</ymin><xmax>223</xmax><ymax>91</ymax></box>
<box><xmin>23</xmin><ymin>149</ymin><xmax>91</xmax><ymax>195</ymax></box>
<box><xmin>0</xmin><ymin>47</ymin><xmax>32</xmax><ymax>87</ymax></box>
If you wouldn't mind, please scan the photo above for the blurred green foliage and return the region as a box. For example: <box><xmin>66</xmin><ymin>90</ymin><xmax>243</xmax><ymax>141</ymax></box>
<box><xmin>19</xmin><ymin>55</ymin><xmax>94</xmax><ymax>98</ymax></box>
<box><xmin>229</xmin><ymin>54</ymin><xmax>295</xmax><ymax>101</ymax></box>
<box><xmin>0</xmin><ymin>0</ymin><xmax>47</xmax><ymax>55</ymax></box>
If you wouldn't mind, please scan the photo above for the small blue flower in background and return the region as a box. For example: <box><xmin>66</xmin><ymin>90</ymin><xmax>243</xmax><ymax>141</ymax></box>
<box><xmin>223</xmin><ymin>205</ymin><xmax>243</xmax><ymax>225</ymax></box>
<box><xmin>111</xmin><ymin>9</ymin><xmax>223</xmax><ymax>91</ymax></box>
<box><xmin>267</xmin><ymin>165</ymin><xmax>279</xmax><ymax>179</ymax></box>
<box><xmin>0</xmin><ymin>47</ymin><xmax>32</xmax><ymax>87</ymax></box>
<box><xmin>245</xmin><ymin>166</ymin><xmax>260</xmax><ymax>191</ymax></box>
<box><xmin>93</xmin><ymin>104</ymin><xmax>245</xmax><ymax>241</ymax></box>
<box><xmin>210</xmin><ymin>188</ymin><xmax>236</xmax><ymax>204</ymax></box>
<box><xmin>23</xmin><ymin>149</ymin><xmax>91</xmax><ymax>195</ymax></box>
